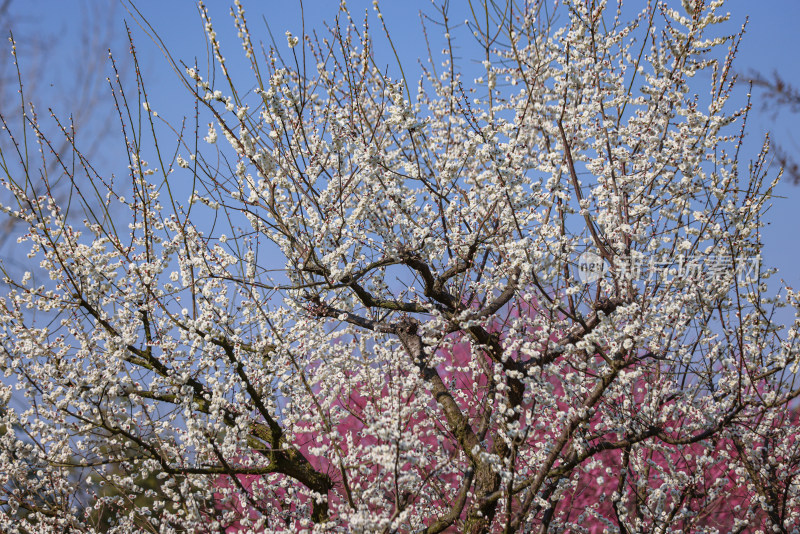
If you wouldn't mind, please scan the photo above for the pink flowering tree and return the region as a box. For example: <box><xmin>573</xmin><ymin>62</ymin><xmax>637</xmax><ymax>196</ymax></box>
<box><xmin>1</xmin><ymin>0</ymin><xmax>799</xmax><ymax>532</ymax></box>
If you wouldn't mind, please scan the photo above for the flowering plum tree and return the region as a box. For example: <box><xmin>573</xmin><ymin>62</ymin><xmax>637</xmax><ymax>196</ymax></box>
<box><xmin>1</xmin><ymin>0</ymin><xmax>799</xmax><ymax>532</ymax></box>
<box><xmin>0</xmin><ymin>1</ymin><xmax>124</xmax><ymax>257</ymax></box>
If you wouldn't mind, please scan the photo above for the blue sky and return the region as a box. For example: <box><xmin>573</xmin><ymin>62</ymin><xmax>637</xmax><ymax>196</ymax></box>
<box><xmin>5</xmin><ymin>0</ymin><xmax>800</xmax><ymax>290</ymax></box>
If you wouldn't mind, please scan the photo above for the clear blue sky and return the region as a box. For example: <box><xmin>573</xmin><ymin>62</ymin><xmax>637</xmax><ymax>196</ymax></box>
<box><xmin>5</xmin><ymin>0</ymin><xmax>800</xmax><ymax>290</ymax></box>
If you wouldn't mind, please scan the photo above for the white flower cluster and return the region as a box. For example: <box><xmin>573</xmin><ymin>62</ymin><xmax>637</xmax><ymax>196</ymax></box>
<box><xmin>1</xmin><ymin>1</ymin><xmax>798</xmax><ymax>532</ymax></box>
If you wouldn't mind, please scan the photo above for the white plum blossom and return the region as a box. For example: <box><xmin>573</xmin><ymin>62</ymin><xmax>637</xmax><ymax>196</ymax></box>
<box><xmin>205</xmin><ymin>122</ymin><xmax>217</xmax><ymax>144</ymax></box>
<box><xmin>0</xmin><ymin>1</ymin><xmax>799</xmax><ymax>533</ymax></box>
